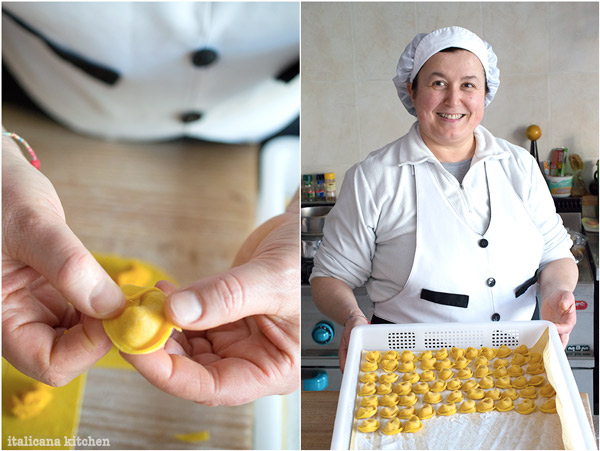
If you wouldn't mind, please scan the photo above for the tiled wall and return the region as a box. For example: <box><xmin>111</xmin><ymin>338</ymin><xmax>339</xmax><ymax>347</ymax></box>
<box><xmin>301</xmin><ymin>2</ymin><xmax>599</xmax><ymax>190</ymax></box>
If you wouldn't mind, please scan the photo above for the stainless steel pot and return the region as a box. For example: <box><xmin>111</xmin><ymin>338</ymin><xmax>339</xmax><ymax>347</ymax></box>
<box><xmin>301</xmin><ymin>235</ymin><xmax>323</xmax><ymax>259</ymax></box>
<box><xmin>301</xmin><ymin>206</ymin><xmax>333</xmax><ymax>234</ymax></box>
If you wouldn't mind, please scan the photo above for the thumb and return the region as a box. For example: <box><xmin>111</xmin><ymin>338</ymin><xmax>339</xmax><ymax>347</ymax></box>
<box><xmin>21</xmin><ymin>218</ymin><xmax>124</xmax><ymax>318</ymax></box>
<box><xmin>165</xmin><ymin>259</ymin><xmax>295</xmax><ymax>329</ymax></box>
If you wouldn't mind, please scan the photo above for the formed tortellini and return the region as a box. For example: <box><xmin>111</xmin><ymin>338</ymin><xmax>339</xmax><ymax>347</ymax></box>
<box><xmin>358</xmin><ymin>418</ymin><xmax>380</xmax><ymax>433</ymax></box>
<box><xmin>496</xmin><ymin>345</ymin><xmax>512</xmax><ymax>358</ymax></box>
<box><xmin>417</xmin><ymin>404</ymin><xmax>435</xmax><ymax>420</ymax></box>
<box><xmin>450</xmin><ymin>347</ymin><xmax>465</xmax><ymax>360</ymax></box>
<box><xmin>507</xmin><ymin>365</ymin><xmax>524</xmax><ymax>377</ymax></box>
<box><xmin>528</xmin><ymin>375</ymin><xmax>545</xmax><ymax>386</ymax></box>
<box><xmin>502</xmin><ymin>389</ymin><xmax>519</xmax><ymax>400</ymax></box>
<box><xmin>511</xmin><ymin>353</ymin><xmax>529</xmax><ymax>366</ymax></box>
<box><xmin>540</xmin><ymin>383</ymin><xmax>556</xmax><ymax>398</ymax></box>
<box><xmin>419</xmin><ymin>350</ymin><xmax>434</xmax><ymax>360</ymax></box>
<box><xmin>496</xmin><ymin>396</ymin><xmax>515</xmax><ymax>412</ymax></box>
<box><xmin>475</xmin><ymin>365</ymin><xmax>491</xmax><ymax>378</ymax></box>
<box><xmin>467</xmin><ymin>389</ymin><xmax>485</xmax><ymax>400</ymax></box>
<box><xmin>397</xmin><ymin>406</ymin><xmax>416</xmax><ymax>420</ymax></box>
<box><xmin>474</xmin><ymin>356</ymin><xmax>489</xmax><ymax>367</ymax></box>
<box><xmin>360</xmin><ymin>372</ymin><xmax>379</xmax><ymax>384</ymax></box>
<box><xmin>530</xmin><ymin>352</ymin><xmax>543</xmax><ymax>364</ymax></box>
<box><xmin>420</xmin><ymin>370</ymin><xmax>436</xmax><ymax>382</ymax></box>
<box><xmin>377</xmin><ymin>383</ymin><xmax>393</xmax><ymax>395</ymax></box>
<box><xmin>520</xmin><ymin>386</ymin><xmax>538</xmax><ymax>399</ymax></box>
<box><xmin>480</xmin><ymin>347</ymin><xmax>497</xmax><ymax>360</ymax></box>
<box><xmin>476</xmin><ymin>397</ymin><xmax>495</xmax><ymax>413</ymax></box>
<box><xmin>380</xmin><ymin>393</ymin><xmax>400</xmax><ymax>407</ymax></box>
<box><xmin>429</xmin><ymin>380</ymin><xmax>447</xmax><ymax>393</ymax></box>
<box><xmin>423</xmin><ymin>392</ymin><xmax>443</xmax><ymax>404</ymax></box>
<box><xmin>366</xmin><ymin>350</ymin><xmax>382</xmax><ymax>363</ymax></box>
<box><xmin>383</xmin><ymin>350</ymin><xmax>400</xmax><ymax>361</ymax></box>
<box><xmin>398</xmin><ymin>361</ymin><xmax>416</xmax><ymax>373</ymax></box>
<box><xmin>438</xmin><ymin>368</ymin><xmax>454</xmax><ymax>381</ymax></box>
<box><xmin>398</xmin><ymin>393</ymin><xmax>418</xmax><ymax>407</ymax></box>
<box><xmin>493</xmin><ymin>358</ymin><xmax>509</xmax><ymax>369</ymax></box>
<box><xmin>514</xmin><ymin>344</ymin><xmax>530</xmax><ymax>356</ymax></box>
<box><xmin>459</xmin><ymin>400</ymin><xmax>477</xmax><ymax>413</ymax></box>
<box><xmin>435</xmin><ymin>348</ymin><xmax>449</xmax><ymax>360</ymax></box>
<box><xmin>356</xmin><ymin>406</ymin><xmax>377</xmax><ymax>418</ymax></box>
<box><xmin>393</xmin><ymin>381</ymin><xmax>412</xmax><ymax>396</ymax></box>
<box><xmin>399</xmin><ymin>350</ymin><xmax>416</xmax><ymax>362</ymax></box>
<box><xmin>413</xmin><ymin>382</ymin><xmax>430</xmax><ymax>395</ymax></box>
<box><xmin>457</xmin><ymin>368</ymin><xmax>473</xmax><ymax>380</ymax></box>
<box><xmin>465</xmin><ymin>347</ymin><xmax>481</xmax><ymax>360</ymax></box>
<box><xmin>540</xmin><ymin>399</ymin><xmax>557</xmax><ymax>414</ymax></box>
<box><xmin>512</xmin><ymin>376</ymin><xmax>528</xmax><ymax>389</ymax></box>
<box><xmin>435</xmin><ymin>358</ymin><xmax>453</xmax><ymax>371</ymax></box>
<box><xmin>360</xmin><ymin>396</ymin><xmax>378</xmax><ymax>408</ymax></box>
<box><xmin>359</xmin><ymin>382</ymin><xmax>377</xmax><ymax>396</ymax></box>
<box><xmin>493</xmin><ymin>367</ymin><xmax>508</xmax><ymax>378</ymax></box>
<box><xmin>381</xmin><ymin>359</ymin><xmax>399</xmax><ymax>373</ymax></box>
<box><xmin>361</xmin><ymin>361</ymin><xmax>379</xmax><ymax>372</ymax></box>
<box><xmin>403</xmin><ymin>415</ymin><xmax>423</xmax><ymax>433</ymax></box>
<box><xmin>402</xmin><ymin>372</ymin><xmax>420</xmax><ymax>384</ymax></box>
<box><xmin>421</xmin><ymin>357</ymin><xmax>437</xmax><ymax>370</ymax></box>
<box><xmin>437</xmin><ymin>402</ymin><xmax>457</xmax><ymax>416</ymax></box>
<box><xmin>527</xmin><ymin>362</ymin><xmax>545</xmax><ymax>375</ymax></box>
<box><xmin>380</xmin><ymin>406</ymin><xmax>400</xmax><ymax>419</ymax></box>
<box><xmin>379</xmin><ymin>373</ymin><xmax>398</xmax><ymax>384</ymax></box>
<box><xmin>495</xmin><ymin>376</ymin><xmax>512</xmax><ymax>389</ymax></box>
<box><xmin>453</xmin><ymin>357</ymin><xmax>470</xmax><ymax>369</ymax></box>
<box><xmin>382</xmin><ymin>418</ymin><xmax>403</xmax><ymax>435</ymax></box>
<box><xmin>485</xmin><ymin>389</ymin><xmax>502</xmax><ymax>401</ymax></box>
<box><xmin>446</xmin><ymin>378</ymin><xmax>462</xmax><ymax>391</ymax></box>
<box><xmin>447</xmin><ymin>390</ymin><xmax>464</xmax><ymax>403</ymax></box>
<box><xmin>462</xmin><ymin>380</ymin><xmax>479</xmax><ymax>392</ymax></box>
<box><xmin>516</xmin><ymin>399</ymin><xmax>536</xmax><ymax>415</ymax></box>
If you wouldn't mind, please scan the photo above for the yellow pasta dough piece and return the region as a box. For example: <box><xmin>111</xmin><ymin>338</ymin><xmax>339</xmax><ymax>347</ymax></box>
<box><xmin>380</xmin><ymin>406</ymin><xmax>400</xmax><ymax>419</ymax></box>
<box><xmin>437</xmin><ymin>402</ymin><xmax>457</xmax><ymax>416</ymax></box>
<box><xmin>358</xmin><ymin>419</ymin><xmax>380</xmax><ymax>433</ymax></box>
<box><xmin>360</xmin><ymin>396</ymin><xmax>379</xmax><ymax>407</ymax></box>
<box><xmin>493</xmin><ymin>358</ymin><xmax>509</xmax><ymax>368</ymax></box>
<box><xmin>457</xmin><ymin>368</ymin><xmax>473</xmax><ymax>379</ymax></box>
<box><xmin>512</xmin><ymin>376</ymin><xmax>528</xmax><ymax>389</ymax></box>
<box><xmin>476</xmin><ymin>397</ymin><xmax>495</xmax><ymax>413</ymax></box>
<box><xmin>520</xmin><ymin>386</ymin><xmax>538</xmax><ymax>399</ymax></box>
<box><xmin>496</xmin><ymin>396</ymin><xmax>515</xmax><ymax>412</ymax></box>
<box><xmin>358</xmin><ymin>382</ymin><xmax>377</xmax><ymax>396</ymax></box>
<box><xmin>377</xmin><ymin>383</ymin><xmax>392</xmax><ymax>395</ymax></box>
<box><xmin>474</xmin><ymin>356</ymin><xmax>489</xmax><ymax>367</ymax></box>
<box><xmin>366</xmin><ymin>350</ymin><xmax>382</xmax><ymax>363</ymax></box>
<box><xmin>398</xmin><ymin>361</ymin><xmax>416</xmax><ymax>373</ymax></box>
<box><xmin>435</xmin><ymin>358</ymin><xmax>453</xmax><ymax>371</ymax></box>
<box><xmin>516</xmin><ymin>399</ymin><xmax>536</xmax><ymax>415</ymax></box>
<box><xmin>496</xmin><ymin>345</ymin><xmax>512</xmax><ymax>358</ymax></box>
<box><xmin>360</xmin><ymin>372</ymin><xmax>379</xmax><ymax>384</ymax></box>
<box><xmin>413</xmin><ymin>382</ymin><xmax>430</xmax><ymax>394</ymax></box>
<box><xmin>361</xmin><ymin>361</ymin><xmax>379</xmax><ymax>372</ymax></box>
<box><xmin>511</xmin><ymin>353</ymin><xmax>529</xmax><ymax>366</ymax></box>
<box><xmin>540</xmin><ymin>383</ymin><xmax>556</xmax><ymax>398</ymax></box>
<box><xmin>446</xmin><ymin>390</ymin><xmax>464</xmax><ymax>403</ymax></box>
<box><xmin>419</xmin><ymin>350</ymin><xmax>434</xmax><ymax>360</ymax></box>
<box><xmin>430</xmin><ymin>380</ymin><xmax>447</xmax><ymax>393</ymax></box>
<box><xmin>397</xmin><ymin>406</ymin><xmax>416</xmax><ymax>420</ymax></box>
<box><xmin>465</xmin><ymin>347</ymin><xmax>480</xmax><ymax>359</ymax></box>
<box><xmin>529</xmin><ymin>352</ymin><xmax>543</xmax><ymax>364</ymax></box>
<box><xmin>438</xmin><ymin>368</ymin><xmax>454</xmax><ymax>381</ymax></box>
<box><xmin>514</xmin><ymin>344</ymin><xmax>530</xmax><ymax>356</ymax></box>
<box><xmin>479</xmin><ymin>376</ymin><xmax>494</xmax><ymax>389</ymax></box>
<box><xmin>403</xmin><ymin>415</ymin><xmax>423</xmax><ymax>433</ymax></box>
<box><xmin>383</xmin><ymin>350</ymin><xmax>400</xmax><ymax>360</ymax></box>
<box><xmin>423</xmin><ymin>392</ymin><xmax>442</xmax><ymax>404</ymax></box>
<box><xmin>399</xmin><ymin>350</ymin><xmax>415</xmax><ymax>362</ymax></box>
<box><xmin>380</xmin><ymin>393</ymin><xmax>400</xmax><ymax>407</ymax></box>
<box><xmin>480</xmin><ymin>347</ymin><xmax>497</xmax><ymax>360</ymax></box>
<box><xmin>540</xmin><ymin>398</ymin><xmax>557</xmax><ymax>414</ymax></box>
<box><xmin>420</xmin><ymin>357</ymin><xmax>437</xmax><ymax>370</ymax></box>
<box><xmin>402</xmin><ymin>372</ymin><xmax>420</xmax><ymax>384</ymax></box>
<box><xmin>393</xmin><ymin>381</ymin><xmax>412</xmax><ymax>396</ymax></box>
<box><xmin>462</xmin><ymin>380</ymin><xmax>479</xmax><ymax>392</ymax></box>
<box><xmin>379</xmin><ymin>373</ymin><xmax>398</xmax><ymax>384</ymax></box>
<box><xmin>453</xmin><ymin>357</ymin><xmax>470</xmax><ymax>369</ymax></box>
<box><xmin>398</xmin><ymin>393</ymin><xmax>418</xmax><ymax>407</ymax></box>
<box><xmin>485</xmin><ymin>389</ymin><xmax>502</xmax><ymax>401</ymax></box>
<box><xmin>495</xmin><ymin>376</ymin><xmax>512</xmax><ymax>389</ymax></box>
<box><xmin>10</xmin><ymin>382</ymin><xmax>54</xmax><ymax>419</ymax></box>
<box><xmin>420</xmin><ymin>370</ymin><xmax>436</xmax><ymax>382</ymax></box>
<box><xmin>103</xmin><ymin>285</ymin><xmax>181</xmax><ymax>355</ymax></box>
<box><xmin>467</xmin><ymin>389</ymin><xmax>485</xmax><ymax>400</ymax></box>
<box><xmin>382</xmin><ymin>418</ymin><xmax>403</xmax><ymax>435</ymax></box>
<box><xmin>475</xmin><ymin>364</ymin><xmax>491</xmax><ymax>378</ymax></box>
<box><xmin>502</xmin><ymin>389</ymin><xmax>519</xmax><ymax>400</ymax></box>
<box><xmin>446</xmin><ymin>378</ymin><xmax>462</xmax><ymax>391</ymax></box>
<box><xmin>418</xmin><ymin>404</ymin><xmax>435</xmax><ymax>420</ymax></box>
<box><xmin>528</xmin><ymin>375</ymin><xmax>545</xmax><ymax>386</ymax></box>
<box><xmin>381</xmin><ymin>359</ymin><xmax>399</xmax><ymax>373</ymax></box>
<box><xmin>507</xmin><ymin>365</ymin><xmax>524</xmax><ymax>377</ymax></box>
<box><xmin>450</xmin><ymin>347</ymin><xmax>465</xmax><ymax>360</ymax></box>
<box><xmin>356</xmin><ymin>406</ymin><xmax>377</xmax><ymax>419</ymax></box>
<box><xmin>435</xmin><ymin>348</ymin><xmax>448</xmax><ymax>360</ymax></box>
<box><xmin>459</xmin><ymin>400</ymin><xmax>476</xmax><ymax>413</ymax></box>
<box><xmin>526</xmin><ymin>362</ymin><xmax>545</xmax><ymax>375</ymax></box>
<box><xmin>493</xmin><ymin>367</ymin><xmax>508</xmax><ymax>378</ymax></box>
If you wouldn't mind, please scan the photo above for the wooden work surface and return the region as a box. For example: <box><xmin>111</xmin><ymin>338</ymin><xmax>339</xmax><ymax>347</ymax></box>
<box><xmin>2</xmin><ymin>104</ymin><xmax>258</xmax><ymax>449</ymax></box>
<box><xmin>301</xmin><ymin>391</ymin><xmax>597</xmax><ymax>450</ymax></box>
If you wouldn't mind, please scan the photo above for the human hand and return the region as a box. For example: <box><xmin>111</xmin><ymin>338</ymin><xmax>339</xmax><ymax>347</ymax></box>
<box><xmin>2</xmin><ymin>136</ymin><xmax>124</xmax><ymax>386</ymax></box>
<box><xmin>123</xmin><ymin>195</ymin><xmax>299</xmax><ymax>406</ymax></box>
<box><xmin>540</xmin><ymin>290</ymin><xmax>576</xmax><ymax>348</ymax></box>
<box><xmin>339</xmin><ymin>314</ymin><xmax>369</xmax><ymax>373</ymax></box>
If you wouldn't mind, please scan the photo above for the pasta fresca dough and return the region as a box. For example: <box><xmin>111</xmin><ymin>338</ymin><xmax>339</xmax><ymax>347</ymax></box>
<box><xmin>102</xmin><ymin>285</ymin><xmax>181</xmax><ymax>354</ymax></box>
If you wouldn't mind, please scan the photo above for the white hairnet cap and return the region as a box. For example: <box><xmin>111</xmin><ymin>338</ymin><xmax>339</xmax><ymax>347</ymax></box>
<box><xmin>393</xmin><ymin>26</ymin><xmax>500</xmax><ymax>116</ymax></box>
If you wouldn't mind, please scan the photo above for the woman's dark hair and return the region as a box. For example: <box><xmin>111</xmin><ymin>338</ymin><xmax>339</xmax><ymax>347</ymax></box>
<box><xmin>410</xmin><ymin>47</ymin><xmax>490</xmax><ymax>95</ymax></box>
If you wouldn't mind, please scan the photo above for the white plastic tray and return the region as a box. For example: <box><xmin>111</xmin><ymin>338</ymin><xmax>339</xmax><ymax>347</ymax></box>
<box><xmin>330</xmin><ymin>320</ymin><xmax>596</xmax><ymax>450</ymax></box>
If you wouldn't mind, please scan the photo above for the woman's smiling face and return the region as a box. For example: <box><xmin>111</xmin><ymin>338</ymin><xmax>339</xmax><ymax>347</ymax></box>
<box><xmin>408</xmin><ymin>49</ymin><xmax>486</xmax><ymax>160</ymax></box>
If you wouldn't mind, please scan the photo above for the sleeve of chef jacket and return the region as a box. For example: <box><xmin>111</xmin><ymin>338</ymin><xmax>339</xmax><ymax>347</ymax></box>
<box><xmin>505</xmin><ymin>143</ymin><xmax>575</xmax><ymax>270</ymax></box>
<box><xmin>310</xmin><ymin>163</ymin><xmax>378</xmax><ymax>289</ymax></box>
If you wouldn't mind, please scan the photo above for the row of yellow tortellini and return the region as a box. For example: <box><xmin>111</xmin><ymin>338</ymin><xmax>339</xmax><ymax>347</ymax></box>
<box><xmin>355</xmin><ymin>345</ymin><xmax>557</xmax><ymax>435</ymax></box>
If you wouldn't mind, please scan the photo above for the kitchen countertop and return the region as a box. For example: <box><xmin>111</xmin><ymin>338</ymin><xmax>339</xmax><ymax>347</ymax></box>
<box><xmin>2</xmin><ymin>104</ymin><xmax>259</xmax><ymax>449</ymax></box>
<box><xmin>301</xmin><ymin>391</ymin><xmax>597</xmax><ymax>450</ymax></box>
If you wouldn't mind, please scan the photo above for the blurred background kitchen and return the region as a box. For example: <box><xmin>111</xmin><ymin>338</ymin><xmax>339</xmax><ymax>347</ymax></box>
<box><xmin>300</xmin><ymin>0</ymin><xmax>598</xmax><ymax>426</ymax></box>
<box><xmin>2</xmin><ymin>2</ymin><xmax>299</xmax><ymax>449</ymax></box>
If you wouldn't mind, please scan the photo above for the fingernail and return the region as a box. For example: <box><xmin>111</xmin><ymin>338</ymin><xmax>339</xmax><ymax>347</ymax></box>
<box><xmin>89</xmin><ymin>279</ymin><xmax>124</xmax><ymax>316</ymax></box>
<box><xmin>169</xmin><ymin>291</ymin><xmax>202</xmax><ymax>325</ymax></box>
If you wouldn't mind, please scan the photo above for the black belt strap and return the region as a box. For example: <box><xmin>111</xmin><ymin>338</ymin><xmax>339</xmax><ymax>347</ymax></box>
<box><xmin>515</xmin><ymin>270</ymin><xmax>539</xmax><ymax>298</ymax></box>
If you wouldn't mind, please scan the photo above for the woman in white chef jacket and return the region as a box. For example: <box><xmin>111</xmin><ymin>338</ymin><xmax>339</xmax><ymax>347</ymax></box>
<box><xmin>2</xmin><ymin>2</ymin><xmax>299</xmax><ymax>405</ymax></box>
<box><xmin>310</xmin><ymin>26</ymin><xmax>578</xmax><ymax>371</ymax></box>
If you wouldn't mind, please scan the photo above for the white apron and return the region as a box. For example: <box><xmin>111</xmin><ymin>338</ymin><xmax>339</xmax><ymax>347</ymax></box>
<box><xmin>375</xmin><ymin>159</ymin><xmax>544</xmax><ymax>323</ymax></box>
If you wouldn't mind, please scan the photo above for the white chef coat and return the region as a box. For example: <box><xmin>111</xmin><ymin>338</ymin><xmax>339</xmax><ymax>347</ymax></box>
<box><xmin>311</xmin><ymin>122</ymin><xmax>574</xmax><ymax>321</ymax></box>
<box><xmin>2</xmin><ymin>2</ymin><xmax>299</xmax><ymax>143</ymax></box>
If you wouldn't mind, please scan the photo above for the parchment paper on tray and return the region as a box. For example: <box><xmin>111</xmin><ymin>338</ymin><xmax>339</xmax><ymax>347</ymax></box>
<box><xmin>349</xmin><ymin>327</ymin><xmax>574</xmax><ymax>450</ymax></box>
